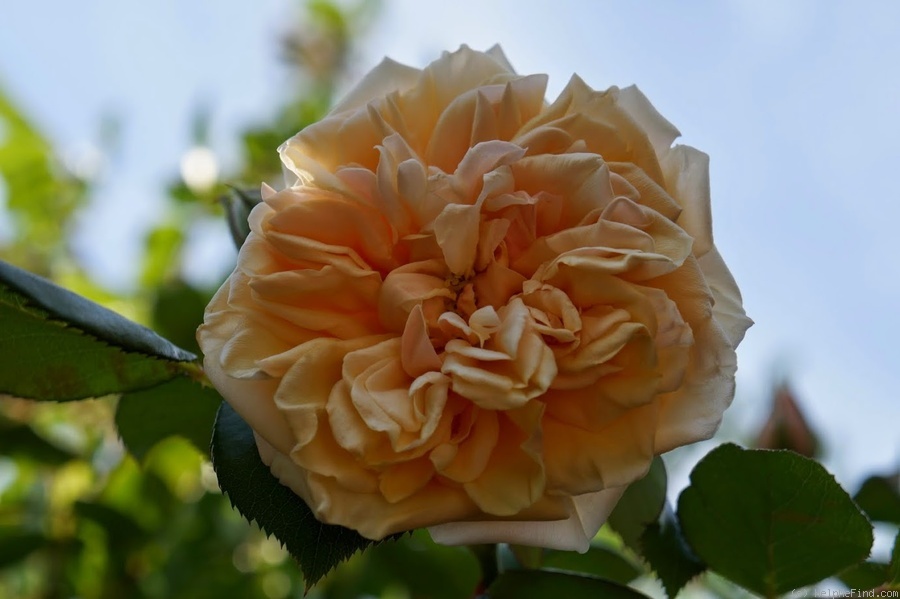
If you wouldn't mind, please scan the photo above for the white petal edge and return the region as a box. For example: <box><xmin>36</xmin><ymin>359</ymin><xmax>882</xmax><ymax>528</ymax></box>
<box><xmin>427</xmin><ymin>485</ymin><xmax>626</xmax><ymax>553</ymax></box>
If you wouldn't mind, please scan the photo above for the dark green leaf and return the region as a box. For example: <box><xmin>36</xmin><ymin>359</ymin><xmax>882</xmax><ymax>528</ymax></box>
<box><xmin>116</xmin><ymin>377</ymin><xmax>223</xmax><ymax>460</ymax></box>
<box><xmin>0</xmin><ymin>260</ymin><xmax>195</xmax><ymax>362</ymax></box>
<box><xmin>220</xmin><ymin>186</ymin><xmax>262</xmax><ymax>249</ymax></box>
<box><xmin>839</xmin><ymin>561</ymin><xmax>889</xmax><ymax>589</ymax></box>
<box><xmin>0</xmin><ymin>418</ymin><xmax>79</xmax><ymax>464</ymax></box>
<box><xmin>542</xmin><ymin>545</ymin><xmax>642</xmax><ymax>584</ymax></box>
<box><xmin>324</xmin><ymin>530</ymin><xmax>480</xmax><ymax>599</ymax></box>
<box><xmin>0</xmin><ymin>528</ymin><xmax>46</xmax><ymax>569</ymax></box>
<box><xmin>489</xmin><ymin>570</ymin><xmax>650</xmax><ymax>599</ymax></box>
<box><xmin>211</xmin><ymin>401</ymin><xmax>394</xmax><ymax>588</ymax></box>
<box><xmin>639</xmin><ymin>503</ymin><xmax>705</xmax><ymax>598</ymax></box>
<box><xmin>0</xmin><ymin>284</ymin><xmax>187</xmax><ymax>401</ymax></box>
<box><xmin>73</xmin><ymin>501</ymin><xmax>148</xmax><ymax>549</ymax></box>
<box><xmin>677</xmin><ymin>444</ymin><xmax>873</xmax><ymax>598</ymax></box>
<box><xmin>854</xmin><ymin>474</ymin><xmax>900</xmax><ymax>525</ymax></box>
<box><xmin>150</xmin><ymin>280</ymin><xmax>210</xmax><ymax>355</ymax></box>
<box><xmin>609</xmin><ymin>457</ymin><xmax>667</xmax><ymax>551</ymax></box>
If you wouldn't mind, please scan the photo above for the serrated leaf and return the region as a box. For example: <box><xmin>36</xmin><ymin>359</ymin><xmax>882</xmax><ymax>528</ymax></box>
<box><xmin>542</xmin><ymin>545</ymin><xmax>643</xmax><ymax>584</ymax></box>
<box><xmin>116</xmin><ymin>377</ymin><xmax>223</xmax><ymax>461</ymax></box>
<box><xmin>489</xmin><ymin>569</ymin><xmax>651</xmax><ymax>598</ymax></box>
<box><xmin>639</xmin><ymin>503</ymin><xmax>705</xmax><ymax>598</ymax></box>
<box><xmin>854</xmin><ymin>474</ymin><xmax>900</xmax><ymax>525</ymax></box>
<box><xmin>677</xmin><ymin>444</ymin><xmax>873</xmax><ymax>598</ymax></box>
<box><xmin>0</xmin><ymin>260</ymin><xmax>194</xmax><ymax>362</ymax></box>
<box><xmin>0</xmin><ymin>528</ymin><xmax>46</xmax><ymax>568</ymax></box>
<box><xmin>608</xmin><ymin>456</ymin><xmax>667</xmax><ymax>551</ymax></box>
<box><xmin>211</xmin><ymin>401</ymin><xmax>393</xmax><ymax>588</ymax></box>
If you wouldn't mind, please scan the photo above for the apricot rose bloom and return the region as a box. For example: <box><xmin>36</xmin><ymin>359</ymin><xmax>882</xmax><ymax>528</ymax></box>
<box><xmin>198</xmin><ymin>46</ymin><xmax>751</xmax><ymax>552</ymax></box>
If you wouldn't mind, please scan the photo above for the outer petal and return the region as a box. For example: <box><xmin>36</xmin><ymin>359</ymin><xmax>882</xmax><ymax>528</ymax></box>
<box><xmin>428</xmin><ymin>486</ymin><xmax>626</xmax><ymax>552</ymax></box>
<box><xmin>330</xmin><ymin>57</ymin><xmax>421</xmax><ymax>115</ymax></box>
<box><xmin>615</xmin><ymin>85</ymin><xmax>680</xmax><ymax>158</ymax></box>
<box><xmin>660</xmin><ymin>145</ymin><xmax>714</xmax><ymax>258</ymax></box>
<box><xmin>697</xmin><ymin>246</ymin><xmax>753</xmax><ymax>348</ymax></box>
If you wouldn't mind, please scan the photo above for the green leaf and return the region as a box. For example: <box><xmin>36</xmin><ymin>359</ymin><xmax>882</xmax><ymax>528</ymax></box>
<box><xmin>608</xmin><ymin>456</ymin><xmax>667</xmax><ymax>551</ymax></box>
<box><xmin>839</xmin><ymin>561</ymin><xmax>889</xmax><ymax>590</ymax></box>
<box><xmin>890</xmin><ymin>531</ymin><xmax>900</xmax><ymax>584</ymax></box>
<box><xmin>0</xmin><ymin>416</ymin><xmax>79</xmax><ymax>464</ymax></box>
<box><xmin>220</xmin><ymin>186</ymin><xmax>262</xmax><ymax>249</ymax></box>
<box><xmin>116</xmin><ymin>377</ymin><xmax>223</xmax><ymax>461</ymax></box>
<box><xmin>211</xmin><ymin>401</ymin><xmax>393</xmax><ymax>588</ymax></box>
<box><xmin>0</xmin><ymin>528</ymin><xmax>46</xmax><ymax>569</ymax></box>
<box><xmin>150</xmin><ymin>280</ymin><xmax>210</xmax><ymax>355</ymax></box>
<box><xmin>677</xmin><ymin>444</ymin><xmax>873</xmax><ymax>598</ymax></box>
<box><xmin>489</xmin><ymin>570</ymin><xmax>651</xmax><ymax>598</ymax></box>
<box><xmin>854</xmin><ymin>474</ymin><xmax>900</xmax><ymax>525</ymax></box>
<box><xmin>0</xmin><ymin>260</ymin><xmax>195</xmax><ymax>362</ymax></box>
<box><xmin>0</xmin><ymin>292</ymin><xmax>182</xmax><ymax>402</ymax></box>
<box><xmin>542</xmin><ymin>545</ymin><xmax>643</xmax><ymax>584</ymax></box>
<box><xmin>639</xmin><ymin>503</ymin><xmax>705</xmax><ymax>598</ymax></box>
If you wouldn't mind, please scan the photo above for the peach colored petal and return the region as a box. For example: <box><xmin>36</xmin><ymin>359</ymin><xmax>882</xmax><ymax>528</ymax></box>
<box><xmin>428</xmin><ymin>486</ymin><xmax>626</xmax><ymax>553</ymax></box>
<box><xmin>661</xmin><ymin>144</ymin><xmax>714</xmax><ymax>258</ymax></box>
<box><xmin>615</xmin><ymin>85</ymin><xmax>681</xmax><ymax>158</ymax></box>
<box><xmin>330</xmin><ymin>57</ymin><xmax>421</xmax><ymax>115</ymax></box>
<box><xmin>697</xmin><ymin>246</ymin><xmax>754</xmax><ymax>348</ymax></box>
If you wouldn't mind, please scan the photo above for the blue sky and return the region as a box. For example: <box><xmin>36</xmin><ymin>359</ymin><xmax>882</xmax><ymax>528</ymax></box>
<box><xmin>1</xmin><ymin>0</ymin><xmax>898</xmax><ymax>495</ymax></box>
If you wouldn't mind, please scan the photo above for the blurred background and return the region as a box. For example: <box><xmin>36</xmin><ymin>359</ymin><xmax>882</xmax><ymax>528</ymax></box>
<box><xmin>1</xmin><ymin>1</ymin><xmax>898</xmax><ymax>597</ymax></box>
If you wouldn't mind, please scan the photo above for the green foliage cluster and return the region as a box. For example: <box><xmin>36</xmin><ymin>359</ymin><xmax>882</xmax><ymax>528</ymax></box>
<box><xmin>1</xmin><ymin>2</ymin><xmax>899</xmax><ymax>598</ymax></box>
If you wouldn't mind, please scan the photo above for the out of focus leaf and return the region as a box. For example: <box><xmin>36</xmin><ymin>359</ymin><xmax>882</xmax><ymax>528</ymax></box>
<box><xmin>677</xmin><ymin>444</ymin><xmax>873</xmax><ymax>598</ymax></box>
<box><xmin>116</xmin><ymin>377</ymin><xmax>222</xmax><ymax>461</ymax></box>
<box><xmin>140</xmin><ymin>225</ymin><xmax>184</xmax><ymax>288</ymax></box>
<box><xmin>608</xmin><ymin>457</ymin><xmax>667</xmax><ymax>551</ymax></box>
<box><xmin>220</xmin><ymin>186</ymin><xmax>262</xmax><ymax>249</ymax></box>
<box><xmin>150</xmin><ymin>279</ymin><xmax>210</xmax><ymax>356</ymax></box>
<box><xmin>489</xmin><ymin>569</ymin><xmax>650</xmax><ymax>599</ymax></box>
<box><xmin>73</xmin><ymin>501</ymin><xmax>147</xmax><ymax>549</ymax></box>
<box><xmin>211</xmin><ymin>401</ymin><xmax>397</xmax><ymax>589</ymax></box>
<box><xmin>854</xmin><ymin>474</ymin><xmax>900</xmax><ymax>525</ymax></box>
<box><xmin>0</xmin><ymin>418</ymin><xmax>78</xmax><ymax>464</ymax></box>
<box><xmin>542</xmin><ymin>545</ymin><xmax>642</xmax><ymax>584</ymax></box>
<box><xmin>839</xmin><ymin>561</ymin><xmax>890</xmax><ymax>590</ymax></box>
<box><xmin>324</xmin><ymin>530</ymin><xmax>480</xmax><ymax>599</ymax></box>
<box><xmin>0</xmin><ymin>528</ymin><xmax>46</xmax><ymax>569</ymax></box>
<box><xmin>639</xmin><ymin>504</ymin><xmax>705</xmax><ymax>598</ymax></box>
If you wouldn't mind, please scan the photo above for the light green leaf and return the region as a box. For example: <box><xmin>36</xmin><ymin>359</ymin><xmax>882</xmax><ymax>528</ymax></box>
<box><xmin>677</xmin><ymin>444</ymin><xmax>873</xmax><ymax>598</ymax></box>
<box><xmin>116</xmin><ymin>377</ymin><xmax>223</xmax><ymax>460</ymax></box>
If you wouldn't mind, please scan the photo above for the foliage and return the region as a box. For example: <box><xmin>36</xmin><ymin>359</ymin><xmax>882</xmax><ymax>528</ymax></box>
<box><xmin>2</xmin><ymin>2</ymin><xmax>899</xmax><ymax>598</ymax></box>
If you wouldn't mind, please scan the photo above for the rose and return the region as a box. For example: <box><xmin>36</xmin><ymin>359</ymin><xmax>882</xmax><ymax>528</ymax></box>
<box><xmin>198</xmin><ymin>45</ymin><xmax>751</xmax><ymax>552</ymax></box>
